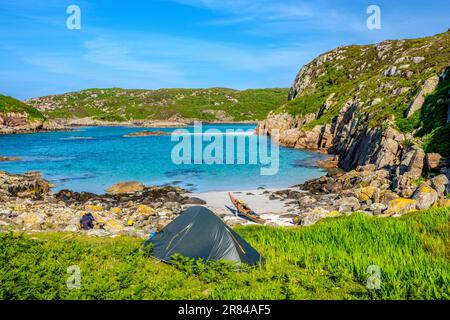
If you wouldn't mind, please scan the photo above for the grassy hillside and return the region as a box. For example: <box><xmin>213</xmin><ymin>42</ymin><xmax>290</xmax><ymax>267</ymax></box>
<box><xmin>1</xmin><ymin>207</ymin><xmax>448</xmax><ymax>300</ymax></box>
<box><xmin>278</xmin><ymin>31</ymin><xmax>450</xmax><ymax>155</ymax></box>
<box><xmin>0</xmin><ymin>94</ymin><xmax>45</xmax><ymax>121</ymax></box>
<box><xmin>26</xmin><ymin>88</ymin><xmax>289</xmax><ymax>122</ymax></box>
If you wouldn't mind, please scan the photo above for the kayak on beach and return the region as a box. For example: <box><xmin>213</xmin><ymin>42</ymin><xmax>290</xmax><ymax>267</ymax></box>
<box><xmin>228</xmin><ymin>192</ymin><xmax>266</xmax><ymax>224</ymax></box>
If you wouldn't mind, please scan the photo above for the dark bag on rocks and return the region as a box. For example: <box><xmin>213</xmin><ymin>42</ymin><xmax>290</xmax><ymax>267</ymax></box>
<box><xmin>80</xmin><ymin>213</ymin><xmax>95</xmax><ymax>230</ymax></box>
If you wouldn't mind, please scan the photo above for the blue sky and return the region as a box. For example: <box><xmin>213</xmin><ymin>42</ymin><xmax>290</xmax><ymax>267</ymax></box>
<box><xmin>1</xmin><ymin>0</ymin><xmax>449</xmax><ymax>99</ymax></box>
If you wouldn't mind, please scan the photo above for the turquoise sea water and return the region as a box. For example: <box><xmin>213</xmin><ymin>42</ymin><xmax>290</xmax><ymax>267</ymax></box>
<box><xmin>0</xmin><ymin>125</ymin><xmax>327</xmax><ymax>193</ymax></box>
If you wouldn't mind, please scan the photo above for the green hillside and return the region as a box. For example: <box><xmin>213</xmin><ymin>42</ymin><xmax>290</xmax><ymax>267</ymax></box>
<box><xmin>26</xmin><ymin>88</ymin><xmax>289</xmax><ymax>122</ymax></box>
<box><xmin>276</xmin><ymin>31</ymin><xmax>450</xmax><ymax>156</ymax></box>
<box><xmin>0</xmin><ymin>94</ymin><xmax>45</xmax><ymax>121</ymax></box>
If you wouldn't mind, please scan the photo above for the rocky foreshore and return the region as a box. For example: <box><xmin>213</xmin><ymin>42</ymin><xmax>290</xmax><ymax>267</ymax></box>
<box><xmin>269</xmin><ymin>164</ymin><xmax>450</xmax><ymax>226</ymax></box>
<box><xmin>0</xmin><ymin>172</ymin><xmax>208</xmax><ymax>238</ymax></box>
<box><xmin>1</xmin><ymin>165</ymin><xmax>449</xmax><ymax>239</ymax></box>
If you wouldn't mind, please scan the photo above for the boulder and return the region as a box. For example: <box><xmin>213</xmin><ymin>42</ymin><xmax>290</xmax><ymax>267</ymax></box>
<box><xmin>412</xmin><ymin>184</ymin><xmax>439</xmax><ymax>210</ymax></box>
<box><xmin>298</xmin><ymin>195</ymin><xmax>317</xmax><ymax>206</ymax></box>
<box><xmin>20</xmin><ymin>211</ymin><xmax>46</xmax><ymax>230</ymax></box>
<box><xmin>354</xmin><ymin>186</ymin><xmax>377</xmax><ymax>202</ymax></box>
<box><xmin>426</xmin><ymin>153</ymin><xmax>443</xmax><ymax>171</ymax></box>
<box><xmin>429</xmin><ymin>175</ymin><xmax>449</xmax><ymax>197</ymax></box>
<box><xmin>335</xmin><ymin>197</ymin><xmax>361</xmax><ymax>212</ymax></box>
<box><xmin>298</xmin><ymin>207</ymin><xmax>332</xmax><ymax>226</ymax></box>
<box><xmin>369</xmin><ymin>203</ymin><xmax>387</xmax><ymax>215</ymax></box>
<box><xmin>393</xmin><ymin>145</ymin><xmax>425</xmax><ymax>196</ymax></box>
<box><xmin>106</xmin><ymin>181</ymin><xmax>145</xmax><ymax>194</ymax></box>
<box><xmin>136</xmin><ymin>204</ymin><xmax>157</xmax><ymax>215</ymax></box>
<box><xmin>385</xmin><ymin>198</ymin><xmax>417</xmax><ymax>215</ymax></box>
<box><xmin>316</xmin><ymin>156</ymin><xmax>340</xmax><ymax>169</ymax></box>
<box><xmin>380</xmin><ymin>190</ymin><xmax>399</xmax><ymax>205</ymax></box>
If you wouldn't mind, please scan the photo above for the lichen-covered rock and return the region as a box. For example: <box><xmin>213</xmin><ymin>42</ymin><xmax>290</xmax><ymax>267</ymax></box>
<box><xmin>335</xmin><ymin>197</ymin><xmax>361</xmax><ymax>212</ymax></box>
<box><xmin>136</xmin><ymin>204</ymin><xmax>157</xmax><ymax>215</ymax></box>
<box><xmin>385</xmin><ymin>198</ymin><xmax>417</xmax><ymax>215</ymax></box>
<box><xmin>380</xmin><ymin>190</ymin><xmax>400</xmax><ymax>205</ymax></box>
<box><xmin>106</xmin><ymin>181</ymin><xmax>145</xmax><ymax>194</ymax></box>
<box><xmin>353</xmin><ymin>186</ymin><xmax>378</xmax><ymax>202</ymax></box>
<box><xmin>430</xmin><ymin>174</ymin><xmax>449</xmax><ymax>197</ymax></box>
<box><xmin>438</xmin><ymin>199</ymin><xmax>450</xmax><ymax>208</ymax></box>
<box><xmin>298</xmin><ymin>207</ymin><xmax>332</xmax><ymax>226</ymax></box>
<box><xmin>412</xmin><ymin>184</ymin><xmax>439</xmax><ymax>210</ymax></box>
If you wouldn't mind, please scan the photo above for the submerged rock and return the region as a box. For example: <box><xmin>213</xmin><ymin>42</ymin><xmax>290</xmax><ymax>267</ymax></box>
<box><xmin>0</xmin><ymin>156</ymin><xmax>21</xmax><ymax>162</ymax></box>
<box><xmin>123</xmin><ymin>130</ymin><xmax>169</xmax><ymax>138</ymax></box>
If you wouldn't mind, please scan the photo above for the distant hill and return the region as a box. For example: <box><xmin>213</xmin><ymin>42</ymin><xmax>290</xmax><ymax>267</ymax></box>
<box><xmin>26</xmin><ymin>88</ymin><xmax>289</xmax><ymax>122</ymax></box>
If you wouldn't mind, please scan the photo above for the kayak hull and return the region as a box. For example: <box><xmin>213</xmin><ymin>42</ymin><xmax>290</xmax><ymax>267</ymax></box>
<box><xmin>228</xmin><ymin>192</ymin><xmax>266</xmax><ymax>224</ymax></box>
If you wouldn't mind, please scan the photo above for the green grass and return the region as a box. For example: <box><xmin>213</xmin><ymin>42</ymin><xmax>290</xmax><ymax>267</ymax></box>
<box><xmin>27</xmin><ymin>88</ymin><xmax>289</xmax><ymax>122</ymax></box>
<box><xmin>0</xmin><ymin>94</ymin><xmax>45</xmax><ymax>121</ymax></box>
<box><xmin>1</xmin><ymin>207</ymin><xmax>449</xmax><ymax>300</ymax></box>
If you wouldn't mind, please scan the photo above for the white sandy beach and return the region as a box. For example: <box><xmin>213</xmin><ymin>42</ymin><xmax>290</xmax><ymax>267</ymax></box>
<box><xmin>191</xmin><ymin>187</ymin><xmax>304</xmax><ymax>227</ymax></box>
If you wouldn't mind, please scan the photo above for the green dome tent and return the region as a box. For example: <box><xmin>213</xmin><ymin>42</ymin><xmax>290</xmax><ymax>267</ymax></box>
<box><xmin>145</xmin><ymin>206</ymin><xmax>264</xmax><ymax>266</ymax></box>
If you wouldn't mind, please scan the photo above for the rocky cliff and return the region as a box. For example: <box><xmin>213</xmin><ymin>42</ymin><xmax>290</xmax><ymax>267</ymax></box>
<box><xmin>257</xmin><ymin>31</ymin><xmax>450</xmax><ymax>197</ymax></box>
<box><xmin>0</xmin><ymin>94</ymin><xmax>67</xmax><ymax>134</ymax></box>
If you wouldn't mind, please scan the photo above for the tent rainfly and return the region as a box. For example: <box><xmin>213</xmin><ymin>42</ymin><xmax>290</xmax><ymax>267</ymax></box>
<box><xmin>145</xmin><ymin>206</ymin><xmax>264</xmax><ymax>266</ymax></box>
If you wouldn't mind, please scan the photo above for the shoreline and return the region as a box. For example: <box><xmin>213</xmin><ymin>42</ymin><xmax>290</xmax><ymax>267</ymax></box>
<box><xmin>191</xmin><ymin>188</ymin><xmax>303</xmax><ymax>227</ymax></box>
<box><xmin>0</xmin><ymin>119</ymin><xmax>259</xmax><ymax>135</ymax></box>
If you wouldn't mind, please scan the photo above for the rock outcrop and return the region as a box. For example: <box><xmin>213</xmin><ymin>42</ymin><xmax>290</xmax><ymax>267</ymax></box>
<box><xmin>0</xmin><ymin>111</ymin><xmax>68</xmax><ymax>134</ymax></box>
<box><xmin>405</xmin><ymin>75</ymin><xmax>439</xmax><ymax>118</ymax></box>
<box><xmin>257</xmin><ymin>30</ymin><xmax>450</xmax><ymax>199</ymax></box>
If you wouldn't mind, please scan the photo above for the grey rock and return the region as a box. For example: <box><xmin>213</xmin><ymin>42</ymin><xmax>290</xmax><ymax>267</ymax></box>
<box><xmin>412</xmin><ymin>183</ymin><xmax>439</xmax><ymax>210</ymax></box>
<box><xmin>430</xmin><ymin>174</ymin><xmax>449</xmax><ymax>197</ymax></box>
